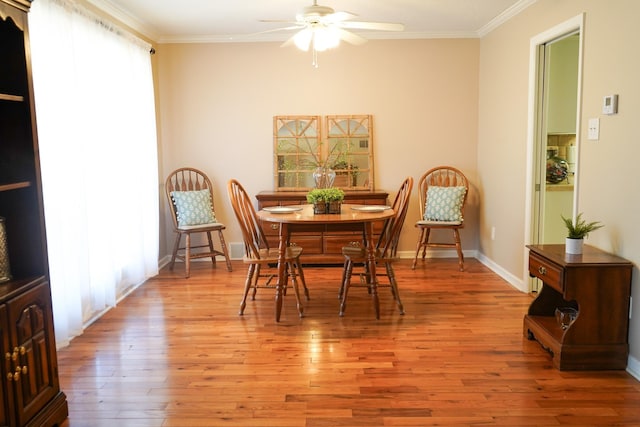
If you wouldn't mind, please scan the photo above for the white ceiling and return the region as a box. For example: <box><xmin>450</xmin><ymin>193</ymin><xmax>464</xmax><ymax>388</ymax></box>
<box><xmin>86</xmin><ymin>0</ymin><xmax>536</xmax><ymax>43</ymax></box>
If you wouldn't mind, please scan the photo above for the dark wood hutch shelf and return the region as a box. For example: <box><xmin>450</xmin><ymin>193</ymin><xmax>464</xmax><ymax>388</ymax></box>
<box><xmin>256</xmin><ymin>191</ymin><xmax>389</xmax><ymax>264</ymax></box>
<box><xmin>0</xmin><ymin>0</ymin><xmax>69</xmax><ymax>425</ymax></box>
<box><xmin>524</xmin><ymin>244</ymin><xmax>632</xmax><ymax>370</ymax></box>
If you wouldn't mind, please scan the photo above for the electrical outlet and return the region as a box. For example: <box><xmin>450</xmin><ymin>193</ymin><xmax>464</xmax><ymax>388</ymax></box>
<box><xmin>491</xmin><ymin>226</ymin><xmax>496</xmax><ymax>241</ymax></box>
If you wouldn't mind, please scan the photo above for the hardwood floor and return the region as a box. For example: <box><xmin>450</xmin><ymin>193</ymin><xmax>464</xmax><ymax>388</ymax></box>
<box><xmin>57</xmin><ymin>258</ymin><xmax>640</xmax><ymax>426</ymax></box>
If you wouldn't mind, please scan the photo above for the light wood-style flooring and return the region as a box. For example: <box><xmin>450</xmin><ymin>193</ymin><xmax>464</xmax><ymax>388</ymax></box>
<box><xmin>58</xmin><ymin>258</ymin><xmax>640</xmax><ymax>426</ymax></box>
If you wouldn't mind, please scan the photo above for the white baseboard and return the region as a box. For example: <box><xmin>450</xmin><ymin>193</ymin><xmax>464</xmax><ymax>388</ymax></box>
<box><xmin>396</xmin><ymin>248</ymin><xmax>478</xmax><ymax>260</ymax></box>
<box><xmin>626</xmin><ymin>355</ymin><xmax>640</xmax><ymax>381</ymax></box>
<box><xmin>476</xmin><ymin>252</ymin><xmax>526</xmax><ymax>292</ymax></box>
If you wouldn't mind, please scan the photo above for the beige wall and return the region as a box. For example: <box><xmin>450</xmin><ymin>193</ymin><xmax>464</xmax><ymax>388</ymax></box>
<box><xmin>154</xmin><ymin>0</ymin><xmax>640</xmax><ymax>371</ymax></box>
<box><xmin>478</xmin><ymin>0</ymin><xmax>640</xmax><ymax>367</ymax></box>
<box><xmin>156</xmin><ymin>38</ymin><xmax>480</xmax><ymax>261</ymax></box>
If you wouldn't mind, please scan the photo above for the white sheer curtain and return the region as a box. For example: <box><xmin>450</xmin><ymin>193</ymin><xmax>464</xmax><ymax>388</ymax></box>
<box><xmin>29</xmin><ymin>0</ymin><xmax>159</xmax><ymax>348</ymax></box>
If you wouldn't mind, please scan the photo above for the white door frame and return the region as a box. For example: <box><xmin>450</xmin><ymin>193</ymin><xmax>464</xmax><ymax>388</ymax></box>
<box><xmin>523</xmin><ymin>14</ymin><xmax>585</xmax><ymax>291</ymax></box>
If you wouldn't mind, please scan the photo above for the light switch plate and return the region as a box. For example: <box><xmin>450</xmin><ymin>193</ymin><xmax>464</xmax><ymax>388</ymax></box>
<box><xmin>588</xmin><ymin>118</ymin><xmax>599</xmax><ymax>140</ymax></box>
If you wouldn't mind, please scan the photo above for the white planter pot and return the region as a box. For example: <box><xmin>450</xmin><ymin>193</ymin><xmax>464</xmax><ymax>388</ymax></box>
<box><xmin>565</xmin><ymin>237</ymin><xmax>584</xmax><ymax>254</ymax></box>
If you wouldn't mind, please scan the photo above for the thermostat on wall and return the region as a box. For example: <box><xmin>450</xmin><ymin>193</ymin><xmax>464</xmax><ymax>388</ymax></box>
<box><xmin>603</xmin><ymin>94</ymin><xmax>618</xmax><ymax>115</ymax></box>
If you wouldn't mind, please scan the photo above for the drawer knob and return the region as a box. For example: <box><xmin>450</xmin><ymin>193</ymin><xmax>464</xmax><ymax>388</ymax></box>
<box><xmin>270</xmin><ymin>224</ymin><xmax>279</xmax><ymax>230</ymax></box>
<box><xmin>538</xmin><ymin>266</ymin><xmax>547</xmax><ymax>275</ymax></box>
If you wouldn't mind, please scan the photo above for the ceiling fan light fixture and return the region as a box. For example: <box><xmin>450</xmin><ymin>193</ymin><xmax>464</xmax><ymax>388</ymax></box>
<box><xmin>265</xmin><ymin>1</ymin><xmax>404</xmax><ymax>67</ymax></box>
<box><xmin>294</xmin><ymin>28</ymin><xmax>313</xmax><ymax>51</ymax></box>
<box><xmin>312</xmin><ymin>26</ymin><xmax>340</xmax><ymax>51</ymax></box>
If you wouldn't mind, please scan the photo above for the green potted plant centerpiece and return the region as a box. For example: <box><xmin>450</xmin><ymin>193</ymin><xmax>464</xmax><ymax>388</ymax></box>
<box><xmin>306</xmin><ymin>187</ymin><xmax>345</xmax><ymax>214</ymax></box>
<box><xmin>561</xmin><ymin>212</ymin><xmax>604</xmax><ymax>254</ymax></box>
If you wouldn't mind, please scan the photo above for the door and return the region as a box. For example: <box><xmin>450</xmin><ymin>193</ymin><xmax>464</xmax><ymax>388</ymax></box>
<box><xmin>526</xmin><ymin>15</ymin><xmax>584</xmax><ymax>291</ymax></box>
<box><xmin>533</xmin><ymin>33</ymin><xmax>579</xmax><ymax>251</ymax></box>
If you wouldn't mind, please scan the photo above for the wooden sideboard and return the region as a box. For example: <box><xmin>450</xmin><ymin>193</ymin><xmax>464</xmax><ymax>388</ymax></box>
<box><xmin>524</xmin><ymin>244</ymin><xmax>633</xmax><ymax>370</ymax></box>
<box><xmin>255</xmin><ymin>191</ymin><xmax>389</xmax><ymax>264</ymax></box>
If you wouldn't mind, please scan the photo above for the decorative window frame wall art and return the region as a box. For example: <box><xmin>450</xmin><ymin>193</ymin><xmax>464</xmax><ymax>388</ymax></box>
<box><xmin>273</xmin><ymin>114</ymin><xmax>374</xmax><ymax>191</ymax></box>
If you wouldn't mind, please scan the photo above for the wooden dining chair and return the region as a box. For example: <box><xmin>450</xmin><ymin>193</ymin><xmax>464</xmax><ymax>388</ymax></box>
<box><xmin>165</xmin><ymin>167</ymin><xmax>233</xmax><ymax>278</ymax></box>
<box><xmin>412</xmin><ymin>166</ymin><xmax>469</xmax><ymax>271</ymax></box>
<box><xmin>339</xmin><ymin>177</ymin><xmax>413</xmax><ymax>319</ymax></box>
<box><xmin>227</xmin><ymin>179</ymin><xmax>308</xmax><ymax>318</ymax></box>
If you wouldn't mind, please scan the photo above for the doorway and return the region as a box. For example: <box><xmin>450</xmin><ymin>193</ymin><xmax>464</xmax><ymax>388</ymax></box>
<box><xmin>538</xmin><ymin>33</ymin><xmax>579</xmax><ymax>244</ymax></box>
<box><xmin>524</xmin><ymin>14</ymin><xmax>584</xmax><ymax>291</ymax></box>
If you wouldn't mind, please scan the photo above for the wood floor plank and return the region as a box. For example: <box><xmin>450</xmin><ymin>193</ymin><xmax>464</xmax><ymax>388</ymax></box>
<box><xmin>57</xmin><ymin>259</ymin><xmax>640</xmax><ymax>426</ymax></box>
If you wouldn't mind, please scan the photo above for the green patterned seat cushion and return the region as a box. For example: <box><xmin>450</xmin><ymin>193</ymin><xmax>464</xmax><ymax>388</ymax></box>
<box><xmin>424</xmin><ymin>186</ymin><xmax>466</xmax><ymax>222</ymax></box>
<box><xmin>171</xmin><ymin>189</ymin><xmax>217</xmax><ymax>226</ymax></box>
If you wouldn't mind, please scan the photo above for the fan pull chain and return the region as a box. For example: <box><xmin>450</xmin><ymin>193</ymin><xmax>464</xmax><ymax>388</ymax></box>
<box><xmin>312</xmin><ymin>47</ymin><xmax>319</xmax><ymax>68</ymax></box>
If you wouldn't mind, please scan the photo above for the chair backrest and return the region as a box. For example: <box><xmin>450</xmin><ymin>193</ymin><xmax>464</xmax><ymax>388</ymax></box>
<box><xmin>417</xmin><ymin>166</ymin><xmax>469</xmax><ymax>219</ymax></box>
<box><xmin>227</xmin><ymin>179</ymin><xmax>269</xmax><ymax>259</ymax></box>
<box><xmin>165</xmin><ymin>167</ymin><xmax>216</xmax><ymax>229</ymax></box>
<box><xmin>377</xmin><ymin>177</ymin><xmax>414</xmax><ymax>258</ymax></box>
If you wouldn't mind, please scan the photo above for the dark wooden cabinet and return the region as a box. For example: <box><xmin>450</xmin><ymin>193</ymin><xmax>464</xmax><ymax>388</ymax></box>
<box><xmin>524</xmin><ymin>244</ymin><xmax>633</xmax><ymax>370</ymax></box>
<box><xmin>0</xmin><ymin>0</ymin><xmax>68</xmax><ymax>425</ymax></box>
<box><xmin>256</xmin><ymin>191</ymin><xmax>388</xmax><ymax>264</ymax></box>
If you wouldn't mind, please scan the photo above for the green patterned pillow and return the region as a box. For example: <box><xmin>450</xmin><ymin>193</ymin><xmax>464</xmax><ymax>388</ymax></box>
<box><xmin>424</xmin><ymin>186</ymin><xmax>466</xmax><ymax>222</ymax></box>
<box><xmin>171</xmin><ymin>189</ymin><xmax>217</xmax><ymax>226</ymax></box>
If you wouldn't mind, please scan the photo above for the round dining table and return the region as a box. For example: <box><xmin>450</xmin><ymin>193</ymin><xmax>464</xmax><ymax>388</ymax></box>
<box><xmin>256</xmin><ymin>203</ymin><xmax>395</xmax><ymax>321</ymax></box>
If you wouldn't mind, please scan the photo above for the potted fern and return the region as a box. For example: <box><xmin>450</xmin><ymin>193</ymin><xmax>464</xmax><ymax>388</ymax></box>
<box><xmin>561</xmin><ymin>213</ymin><xmax>604</xmax><ymax>254</ymax></box>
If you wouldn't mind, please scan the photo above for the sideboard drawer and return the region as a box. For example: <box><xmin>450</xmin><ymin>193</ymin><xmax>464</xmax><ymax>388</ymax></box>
<box><xmin>289</xmin><ymin>235</ymin><xmax>323</xmax><ymax>254</ymax></box>
<box><xmin>324</xmin><ymin>234</ymin><xmax>363</xmax><ymax>254</ymax></box>
<box><xmin>529</xmin><ymin>252</ymin><xmax>563</xmax><ymax>292</ymax></box>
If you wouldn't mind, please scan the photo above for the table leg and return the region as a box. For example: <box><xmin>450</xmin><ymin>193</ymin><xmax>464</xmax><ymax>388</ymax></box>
<box><xmin>275</xmin><ymin>222</ymin><xmax>289</xmax><ymax>322</ymax></box>
<box><xmin>364</xmin><ymin>221</ymin><xmax>380</xmax><ymax>319</ymax></box>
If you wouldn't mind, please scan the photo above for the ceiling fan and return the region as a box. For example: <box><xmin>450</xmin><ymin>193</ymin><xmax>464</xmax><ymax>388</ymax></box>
<box><xmin>258</xmin><ymin>0</ymin><xmax>404</xmax><ymax>66</ymax></box>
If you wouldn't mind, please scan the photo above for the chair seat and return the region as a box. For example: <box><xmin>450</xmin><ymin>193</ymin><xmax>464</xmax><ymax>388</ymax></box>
<box><xmin>177</xmin><ymin>222</ymin><xmax>226</xmax><ymax>231</ymax></box>
<box><xmin>416</xmin><ymin>219</ymin><xmax>463</xmax><ymax>226</ymax></box>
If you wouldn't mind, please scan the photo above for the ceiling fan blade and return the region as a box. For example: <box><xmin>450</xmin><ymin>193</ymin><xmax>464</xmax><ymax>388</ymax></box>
<box><xmin>336</xmin><ymin>28</ymin><xmax>367</xmax><ymax>46</ymax></box>
<box><xmin>322</xmin><ymin>11</ymin><xmax>356</xmax><ymax>22</ymax></box>
<box><xmin>338</xmin><ymin>21</ymin><xmax>405</xmax><ymax>31</ymax></box>
<box><xmin>248</xmin><ymin>24</ymin><xmax>305</xmax><ymax>37</ymax></box>
<box><xmin>259</xmin><ymin>19</ymin><xmax>298</xmax><ymax>23</ymax></box>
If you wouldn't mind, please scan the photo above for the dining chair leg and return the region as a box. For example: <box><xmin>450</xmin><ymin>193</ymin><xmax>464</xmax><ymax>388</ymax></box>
<box><xmin>338</xmin><ymin>258</ymin><xmax>349</xmax><ymax>300</ymax></box>
<box><xmin>386</xmin><ymin>263</ymin><xmax>404</xmax><ymax>315</ymax></box>
<box><xmin>295</xmin><ymin>262</ymin><xmax>309</xmax><ymax>300</ymax></box>
<box><xmin>370</xmin><ymin>278</ymin><xmax>380</xmax><ymax>320</ymax></box>
<box><xmin>339</xmin><ymin>259</ymin><xmax>354</xmax><ymax>317</ymax></box>
<box><xmin>239</xmin><ymin>264</ymin><xmax>256</xmax><ymax>315</ymax></box>
<box><xmin>184</xmin><ymin>233</ymin><xmax>191</xmax><ymax>278</ymax></box>
<box><xmin>251</xmin><ymin>265</ymin><xmax>261</xmax><ymax>300</ymax></box>
<box><xmin>217</xmin><ymin>229</ymin><xmax>233</xmax><ymax>272</ymax></box>
<box><xmin>453</xmin><ymin>229</ymin><xmax>464</xmax><ymax>271</ymax></box>
<box><xmin>422</xmin><ymin>229</ymin><xmax>431</xmax><ymax>261</ymax></box>
<box><xmin>169</xmin><ymin>234</ymin><xmax>181</xmax><ymax>271</ymax></box>
<box><xmin>412</xmin><ymin>228</ymin><xmax>426</xmax><ymax>270</ymax></box>
<box><xmin>287</xmin><ymin>261</ymin><xmax>304</xmax><ymax>318</ymax></box>
<box><xmin>206</xmin><ymin>231</ymin><xmax>216</xmax><ymax>267</ymax></box>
